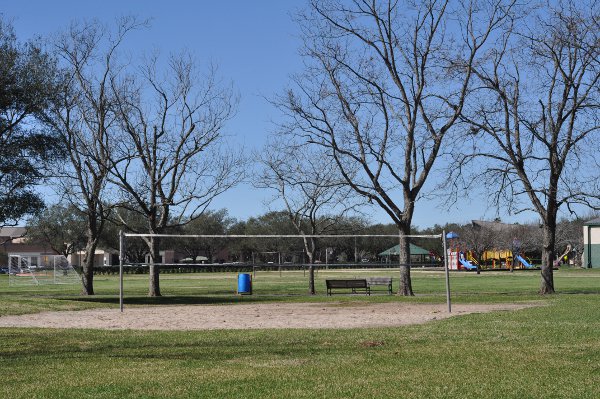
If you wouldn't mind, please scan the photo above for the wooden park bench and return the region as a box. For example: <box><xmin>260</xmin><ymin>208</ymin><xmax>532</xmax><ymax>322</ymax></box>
<box><xmin>366</xmin><ymin>277</ymin><xmax>393</xmax><ymax>295</ymax></box>
<box><xmin>326</xmin><ymin>279</ymin><xmax>370</xmax><ymax>296</ymax></box>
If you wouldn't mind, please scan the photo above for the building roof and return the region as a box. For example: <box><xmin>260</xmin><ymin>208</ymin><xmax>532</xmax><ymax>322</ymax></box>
<box><xmin>379</xmin><ymin>243</ymin><xmax>431</xmax><ymax>256</ymax></box>
<box><xmin>584</xmin><ymin>217</ymin><xmax>600</xmax><ymax>226</ymax></box>
<box><xmin>3</xmin><ymin>243</ymin><xmax>58</xmax><ymax>255</ymax></box>
<box><xmin>0</xmin><ymin>226</ymin><xmax>27</xmax><ymax>238</ymax></box>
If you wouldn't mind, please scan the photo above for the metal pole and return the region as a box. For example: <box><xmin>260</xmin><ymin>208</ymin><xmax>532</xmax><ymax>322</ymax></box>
<box><xmin>443</xmin><ymin>230</ymin><xmax>451</xmax><ymax>313</ymax></box>
<box><xmin>119</xmin><ymin>230</ymin><xmax>124</xmax><ymax>313</ymax></box>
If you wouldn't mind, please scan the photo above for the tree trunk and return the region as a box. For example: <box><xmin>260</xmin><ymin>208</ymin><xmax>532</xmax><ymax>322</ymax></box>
<box><xmin>540</xmin><ymin>222</ymin><xmax>556</xmax><ymax>294</ymax></box>
<box><xmin>308</xmin><ymin>264</ymin><xmax>315</xmax><ymax>295</ymax></box>
<box><xmin>80</xmin><ymin>235</ymin><xmax>97</xmax><ymax>295</ymax></box>
<box><xmin>397</xmin><ymin>225</ymin><xmax>414</xmax><ymax>296</ymax></box>
<box><xmin>300</xmin><ymin>236</ymin><xmax>318</xmax><ymax>295</ymax></box>
<box><xmin>148</xmin><ymin>236</ymin><xmax>161</xmax><ymax>297</ymax></box>
<box><xmin>306</xmin><ymin>239</ymin><xmax>316</xmax><ymax>295</ymax></box>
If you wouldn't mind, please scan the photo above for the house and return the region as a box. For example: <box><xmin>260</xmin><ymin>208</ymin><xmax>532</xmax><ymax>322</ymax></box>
<box><xmin>583</xmin><ymin>217</ymin><xmax>600</xmax><ymax>268</ymax></box>
<box><xmin>2</xmin><ymin>242</ymin><xmax>59</xmax><ymax>268</ymax></box>
<box><xmin>69</xmin><ymin>248</ymin><xmax>119</xmax><ymax>267</ymax></box>
<box><xmin>0</xmin><ymin>226</ymin><xmax>44</xmax><ymax>267</ymax></box>
<box><xmin>0</xmin><ymin>226</ymin><xmax>27</xmax><ymax>243</ymax></box>
<box><xmin>379</xmin><ymin>243</ymin><xmax>434</xmax><ymax>264</ymax></box>
<box><xmin>144</xmin><ymin>250</ymin><xmax>177</xmax><ymax>265</ymax></box>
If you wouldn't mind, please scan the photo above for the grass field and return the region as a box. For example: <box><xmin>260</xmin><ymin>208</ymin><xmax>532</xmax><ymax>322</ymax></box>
<box><xmin>1</xmin><ymin>267</ymin><xmax>599</xmax><ymax>398</ymax></box>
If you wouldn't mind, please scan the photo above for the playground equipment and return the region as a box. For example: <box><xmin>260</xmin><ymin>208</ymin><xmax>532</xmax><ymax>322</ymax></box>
<box><xmin>445</xmin><ymin>231</ymin><xmax>536</xmax><ymax>271</ymax></box>
<box><xmin>481</xmin><ymin>250</ymin><xmax>535</xmax><ymax>270</ymax></box>
<box><xmin>458</xmin><ymin>257</ymin><xmax>478</xmax><ymax>270</ymax></box>
<box><xmin>554</xmin><ymin>245</ymin><xmax>572</xmax><ymax>267</ymax></box>
<box><xmin>448</xmin><ymin>249</ymin><xmax>535</xmax><ymax>270</ymax></box>
<box><xmin>445</xmin><ymin>233</ymin><xmax>478</xmax><ymax>270</ymax></box>
<box><xmin>515</xmin><ymin>255</ymin><xmax>534</xmax><ymax>269</ymax></box>
<box><xmin>447</xmin><ymin>250</ymin><xmax>479</xmax><ymax>270</ymax></box>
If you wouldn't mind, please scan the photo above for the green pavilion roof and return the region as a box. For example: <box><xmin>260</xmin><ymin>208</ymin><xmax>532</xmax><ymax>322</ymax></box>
<box><xmin>379</xmin><ymin>243</ymin><xmax>431</xmax><ymax>256</ymax></box>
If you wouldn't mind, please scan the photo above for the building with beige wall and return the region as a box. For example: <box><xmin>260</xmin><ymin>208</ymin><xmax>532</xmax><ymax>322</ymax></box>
<box><xmin>583</xmin><ymin>218</ymin><xmax>600</xmax><ymax>268</ymax></box>
<box><xmin>69</xmin><ymin>249</ymin><xmax>119</xmax><ymax>267</ymax></box>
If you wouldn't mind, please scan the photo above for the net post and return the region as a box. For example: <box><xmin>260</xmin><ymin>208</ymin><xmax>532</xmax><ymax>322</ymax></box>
<box><xmin>119</xmin><ymin>230</ymin><xmax>124</xmax><ymax>313</ymax></box>
<box><xmin>443</xmin><ymin>230</ymin><xmax>451</xmax><ymax>313</ymax></box>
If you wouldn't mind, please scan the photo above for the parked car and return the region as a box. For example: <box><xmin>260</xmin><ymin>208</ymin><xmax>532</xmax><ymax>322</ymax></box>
<box><xmin>0</xmin><ymin>267</ymin><xmax>9</xmax><ymax>274</ymax></box>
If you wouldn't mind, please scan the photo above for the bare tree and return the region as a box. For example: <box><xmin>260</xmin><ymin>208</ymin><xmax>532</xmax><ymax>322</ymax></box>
<box><xmin>100</xmin><ymin>206</ymin><xmax>151</xmax><ymax>263</ymax></box>
<box><xmin>454</xmin><ymin>1</ymin><xmax>600</xmax><ymax>293</ymax></box>
<box><xmin>109</xmin><ymin>53</ymin><xmax>244</xmax><ymax>297</ymax></box>
<box><xmin>280</xmin><ymin>0</ymin><xmax>516</xmax><ymax>295</ymax></box>
<box><xmin>457</xmin><ymin>222</ymin><xmax>497</xmax><ymax>273</ymax></box>
<box><xmin>45</xmin><ymin>17</ymin><xmax>144</xmax><ymax>294</ymax></box>
<box><xmin>256</xmin><ymin>138</ymin><xmax>362</xmax><ymax>294</ymax></box>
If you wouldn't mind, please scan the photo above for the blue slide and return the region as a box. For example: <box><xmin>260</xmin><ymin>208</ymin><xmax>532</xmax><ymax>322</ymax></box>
<box><xmin>516</xmin><ymin>255</ymin><xmax>534</xmax><ymax>269</ymax></box>
<box><xmin>459</xmin><ymin>258</ymin><xmax>478</xmax><ymax>270</ymax></box>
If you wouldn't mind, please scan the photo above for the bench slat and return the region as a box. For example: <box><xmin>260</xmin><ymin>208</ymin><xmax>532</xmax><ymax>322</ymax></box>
<box><xmin>366</xmin><ymin>277</ymin><xmax>392</xmax><ymax>285</ymax></box>
<box><xmin>365</xmin><ymin>277</ymin><xmax>393</xmax><ymax>295</ymax></box>
<box><xmin>327</xmin><ymin>279</ymin><xmax>367</xmax><ymax>288</ymax></box>
<box><xmin>325</xmin><ymin>279</ymin><xmax>370</xmax><ymax>296</ymax></box>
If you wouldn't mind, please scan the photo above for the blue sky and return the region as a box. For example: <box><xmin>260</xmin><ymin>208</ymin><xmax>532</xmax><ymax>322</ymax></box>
<box><xmin>2</xmin><ymin>1</ymin><xmax>544</xmax><ymax>228</ymax></box>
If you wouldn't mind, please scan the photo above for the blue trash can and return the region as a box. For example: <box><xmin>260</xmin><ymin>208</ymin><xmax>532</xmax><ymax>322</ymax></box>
<box><xmin>237</xmin><ymin>273</ymin><xmax>252</xmax><ymax>295</ymax></box>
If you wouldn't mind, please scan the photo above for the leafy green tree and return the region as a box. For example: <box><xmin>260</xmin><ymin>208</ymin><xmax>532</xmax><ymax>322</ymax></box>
<box><xmin>26</xmin><ymin>204</ymin><xmax>87</xmax><ymax>257</ymax></box>
<box><xmin>173</xmin><ymin>210</ymin><xmax>236</xmax><ymax>263</ymax></box>
<box><xmin>0</xmin><ymin>17</ymin><xmax>62</xmax><ymax>226</ymax></box>
<box><xmin>240</xmin><ymin>211</ymin><xmax>301</xmax><ymax>262</ymax></box>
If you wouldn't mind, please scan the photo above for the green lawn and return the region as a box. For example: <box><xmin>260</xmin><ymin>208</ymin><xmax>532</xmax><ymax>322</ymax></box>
<box><xmin>1</xmin><ymin>268</ymin><xmax>599</xmax><ymax>398</ymax></box>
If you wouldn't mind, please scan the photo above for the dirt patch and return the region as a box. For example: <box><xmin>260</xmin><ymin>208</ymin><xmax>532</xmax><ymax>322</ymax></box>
<box><xmin>0</xmin><ymin>302</ymin><xmax>537</xmax><ymax>331</ymax></box>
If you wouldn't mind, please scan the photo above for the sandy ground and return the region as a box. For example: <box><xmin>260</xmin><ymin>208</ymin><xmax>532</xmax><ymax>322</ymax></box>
<box><xmin>0</xmin><ymin>302</ymin><xmax>536</xmax><ymax>331</ymax></box>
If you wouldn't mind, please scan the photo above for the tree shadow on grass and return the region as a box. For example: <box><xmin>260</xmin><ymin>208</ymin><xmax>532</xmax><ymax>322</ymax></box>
<box><xmin>554</xmin><ymin>289</ymin><xmax>600</xmax><ymax>295</ymax></box>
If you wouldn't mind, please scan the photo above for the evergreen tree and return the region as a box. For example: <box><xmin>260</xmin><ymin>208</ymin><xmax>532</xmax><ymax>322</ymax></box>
<box><xmin>0</xmin><ymin>18</ymin><xmax>62</xmax><ymax>226</ymax></box>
